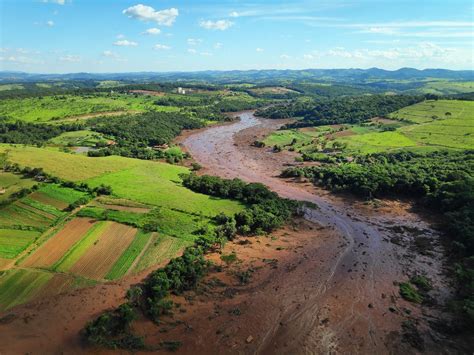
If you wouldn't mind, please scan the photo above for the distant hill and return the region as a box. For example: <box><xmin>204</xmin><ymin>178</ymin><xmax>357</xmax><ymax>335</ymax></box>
<box><xmin>1</xmin><ymin>68</ymin><xmax>473</xmax><ymax>84</ymax></box>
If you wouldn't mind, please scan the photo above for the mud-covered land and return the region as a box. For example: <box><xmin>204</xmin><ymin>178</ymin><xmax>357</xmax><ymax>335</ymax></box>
<box><xmin>0</xmin><ymin>111</ymin><xmax>466</xmax><ymax>354</ymax></box>
<box><xmin>176</xmin><ymin>111</ymin><xmax>466</xmax><ymax>354</ymax></box>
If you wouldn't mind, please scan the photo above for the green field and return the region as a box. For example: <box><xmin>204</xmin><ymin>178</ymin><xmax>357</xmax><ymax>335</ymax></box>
<box><xmin>0</xmin><ymin>172</ymin><xmax>36</xmax><ymax>202</ymax></box>
<box><xmin>134</xmin><ymin>234</ymin><xmax>192</xmax><ymax>273</ymax></box>
<box><xmin>267</xmin><ymin>100</ymin><xmax>474</xmax><ymax>156</ymax></box>
<box><xmin>418</xmin><ymin>81</ymin><xmax>474</xmax><ymax>95</ymax></box>
<box><xmin>0</xmin><ymin>269</ymin><xmax>52</xmax><ymax>311</ymax></box>
<box><xmin>0</xmin><ymin>229</ymin><xmax>40</xmax><ymax>259</ymax></box>
<box><xmin>0</xmin><ymin>93</ymin><xmax>179</xmax><ymax>123</ymax></box>
<box><xmin>389</xmin><ymin>100</ymin><xmax>474</xmax><ymax>124</ymax></box>
<box><xmin>34</xmin><ymin>184</ymin><xmax>90</xmax><ymax>206</ymax></box>
<box><xmin>105</xmin><ymin>230</ymin><xmax>153</xmax><ymax>280</ymax></box>
<box><xmin>0</xmin><ymin>145</ymin><xmax>243</xmax><ymax>217</ymax></box>
<box><xmin>48</xmin><ymin>130</ymin><xmax>107</xmax><ymax>147</ymax></box>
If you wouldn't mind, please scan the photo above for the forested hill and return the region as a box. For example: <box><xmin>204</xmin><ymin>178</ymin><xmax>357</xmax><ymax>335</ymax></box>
<box><xmin>1</xmin><ymin>68</ymin><xmax>473</xmax><ymax>84</ymax></box>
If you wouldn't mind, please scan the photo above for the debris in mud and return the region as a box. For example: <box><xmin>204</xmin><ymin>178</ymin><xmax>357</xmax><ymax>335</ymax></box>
<box><xmin>401</xmin><ymin>320</ymin><xmax>424</xmax><ymax>351</ymax></box>
<box><xmin>0</xmin><ymin>313</ymin><xmax>17</xmax><ymax>324</ymax></box>
<box><xmin>246</xmin><ymin>335</ymin><xmax>254</xmax><ymax>343</ymax></box>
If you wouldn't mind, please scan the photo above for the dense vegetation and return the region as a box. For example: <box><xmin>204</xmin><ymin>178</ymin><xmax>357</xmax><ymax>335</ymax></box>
<box><xmin>256</xmin><ymin>94</ymin><xmax>424</xmax><ymax>126</ymax></box>
<box><xmin>282</xmin><ymin>150</ymin><xmax>474</xmax><ymax>326</ymax></box>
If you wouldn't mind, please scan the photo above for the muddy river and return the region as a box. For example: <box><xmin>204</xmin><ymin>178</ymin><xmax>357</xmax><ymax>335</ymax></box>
<box><xmin>180</xmin><ymin>111</ymin><xmax>454</xmax><ymax>354</ymax></box>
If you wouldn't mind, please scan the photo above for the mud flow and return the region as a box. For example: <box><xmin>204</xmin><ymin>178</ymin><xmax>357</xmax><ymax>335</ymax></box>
<box><xmin>178</xmin><ymin>111</ymin><xmax>460</xmax><ymax>354</ymax></box>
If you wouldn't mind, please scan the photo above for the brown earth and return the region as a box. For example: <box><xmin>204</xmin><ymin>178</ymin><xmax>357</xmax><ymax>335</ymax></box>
<box><xmin>69</xmin><ymin>222</ymin><xmax>137</xmax><ymax>279</ymax></box>
<box><xmin>22</xmin><ymin>218</ymin><xmax>97</xmax><ymax>268</ymax></box>
<box><xmin>30</xmin><ymin>191</ymin><xmax>69</xmax><ymax>210</ymax></box>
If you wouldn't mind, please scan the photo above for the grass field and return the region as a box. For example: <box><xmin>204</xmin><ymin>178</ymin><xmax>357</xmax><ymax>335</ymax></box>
<box><xmin>0</xmin><ymin>269</ymin><xmax>52</xmax><ymax>311</ymax></box>
<box><xmin>133</xmin><ymin>233</ymin><xmax>192</xmax><ymax>273</ymax></box>
<box><xmin>0</xmin><ymin>172</ymin><xmax>36</xmax><ymax>202</ymax></box>
<box><xmin>265</xmin><ymin>100</ymin><xmax>474</xmax><ymax>156</ymax></box>
<box><xmin>0</xmin><ymin>93</ymin><xmax>180</xmax><ymax>123</ymax></box>
<box><xmin>0</xmin><ymin>229</ymin><xmax>40</xmax><ymax>259</ymax></box>
<box><xmin>48</xmin><ymin>130</ymin><xmax>107</xmax><ymax>147</ymax></box>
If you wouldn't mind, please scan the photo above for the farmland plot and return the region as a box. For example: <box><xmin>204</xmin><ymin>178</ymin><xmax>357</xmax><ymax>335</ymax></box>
<box><xmin>69</xmin><ymin>222</ymin><xmax>137</xmax><ymax>279</ymax></box>
<box><xmin>0</xmin><ymin>269</ymin><xmax>52</xmax><ymax>311</ymax></box>
<box><xmin>22</xmin><ymin>218</ymin><xmax>97</xmax><ymax>268</ymax></box>
<box><xmin>0</xmin><ymin>229</ymin><xmax>40</xmax><ymax>259</ymax></box>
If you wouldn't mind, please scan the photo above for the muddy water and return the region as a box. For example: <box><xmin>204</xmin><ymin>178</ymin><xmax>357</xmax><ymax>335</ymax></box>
<box><xmin>182</xmin><ymin>111</ymin><xmax>451</xmax><ymax>354</ymax></box>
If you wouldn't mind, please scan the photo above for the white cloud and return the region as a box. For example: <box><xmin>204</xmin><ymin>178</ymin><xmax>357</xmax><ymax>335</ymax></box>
<box><xmin>214</xmin><ymin>42</ymin><xmax>223</xmax><ymax>49</ymax></box>
<box><xmin>187</xmin><ymin>38</ymin><xmax>202</xmax><ymax>46</ymax></box>
<box><xmin>0</xmin><ymin>56</ymin><xmax>37</xmax><ymax>64</ymax></box>
<box><xmin>200</xmin><ymin>52</ymin><xmax>212</xmax><ymax>56</ymax></box>
<box><xmin>102</xmin><ymin>50</ymin><xmax>127</xmax><ymax>62</ymax></box>
<box><xmin>153</xmin><ymin>44</ymin><xmax>170</xmax><ymax>50</ymax></box>
<box><xmin>229</xmin><ymin>11</ymin><xmax>239</xmax><ymax>17</ymax></box>
<box><xmin>46</xmin><ymin>20</ymin><xmax>54</xmax><ymax>27</ymax></box>
<box><xmin>280</xmin><ymin>54</ymin><xmax>291</xmax><ymax>59</ymax></box>
<box><xmin>199</xmin><ymin>19</ymin><xmax>234</xmax><ymax>31</ymax></box>
<box><xmin>116</xmin><ymin>34</ymin><xmax>125</xmax><ymax>39</ymax></box>
<box><xmin>187</xmin><ymin>48</ymin><xmax>197</xmax><ymax>54</ymax></box>
<box><xmin>42</xmin><ymin>0</ymin><xmax>66</xmax><ymax>5</ymax></box>
<box><xmin>59</xmin><ymin>54</ymin><xmax>80</xmax><ymax>62</ymax></box>
<box><xmin>122</xmin><ymin>5</ymin><xmax>178</xmax><ymax>26</ymax></box>
<box><xmin>256</xmin><ymin>47</ymin><xmax>264</xmax><ymax>52</ymax></box>
<box><xmin>362</xmin><ymin>27</ymin><xmax>399</xmax><ymax>35</ymax></box>
<box><xmin>102</xmin><ymin>50</ymin><xmax>118</xmax><ymax>58</ymax></box>
<box><xmin>142</xmin><ymin>28</ymin><xmax>161</xmax><ymax>35</ymax></box>
<box><xmin>113</xmin><ymin>40</ymin><xmax>138</xmax><ymax>47</ymax></box>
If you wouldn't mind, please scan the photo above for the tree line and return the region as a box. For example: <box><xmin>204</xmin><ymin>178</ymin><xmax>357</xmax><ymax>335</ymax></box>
<box><xmin>282</xmin><ymin>150</ymin><xmax>474</xmax><ymax>328</ymax></box>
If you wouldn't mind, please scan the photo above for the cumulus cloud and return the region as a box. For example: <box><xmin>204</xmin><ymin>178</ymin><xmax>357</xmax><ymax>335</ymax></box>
<box><xmin>200</xmin><ymin>51</ymin><xmax>212</xmax><ymax>56</ymax></box>
<box><xmin>142</xmin><ymin>28</ymin><xmax>161</xmax><ymax>35</ymax></box>
<box><xmin>122</xmin><ymin>5</ymin><xmax>178</xmax><ymax>26</ymax></box>
<box><xmin>214</xmin><ymin>42</ymin><xmax>223</xmax><ymax>49</ymax></box>
<box><xmin>256</xmin><ymin>47</ymin><xmax>264</xmax><ymax>52</ymax></box>
<box><xmin>280</xmin><ymin>54</ymin><xmax>291</xmax><ymax>59</ymax></box>
<box><xmin>229</xmin><ymin>11</ymin><xmax>239</xmax><ymax>17</ymax></box>
<box><xmin>113</xmin><ymin>40</ymin><xmax>138</xmax><ymax>47</ymax></box>
<box><xmin>46</xmin><ymin>20</ymin><xmax>54</xmax><ymax>27</ymax></box>
<box><xmin>153</xmin><ymin>44</ymin><xmax>170</xmax><ymax>50</ymax></box>
<box><xmin>187</xmin><ymin>48</ymin><xmax>197</xmax><ymax>54</ymax></box>
<box><xmin>59</xmin><ymin>54</ymin><xmax>80</xmax><ymax>62</ymax></box>
<box><xmin>199</xmin><ymin>19</ymin><xmax>233</xmax><ymax>31</ymax></box>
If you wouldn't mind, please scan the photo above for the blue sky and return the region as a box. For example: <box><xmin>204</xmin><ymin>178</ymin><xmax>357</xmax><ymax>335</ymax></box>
<box><xmin>0</xmin><ymin>0</ymin><xmax>473</xmax><ymax>73</ymax></box>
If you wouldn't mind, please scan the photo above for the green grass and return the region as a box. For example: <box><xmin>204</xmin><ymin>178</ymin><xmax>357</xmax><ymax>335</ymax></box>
<box><xmin>0</xmin><ymin>93</ymin><xmax>179</xmax><ymax>123</ymax></box>
<box><xmin>21</xmin><ymin>197</ymin><xmax>65</xmax><ymax>218</ymax></box>
<box><xmin>53</xmin><ymin>221</ymin><xmax>109</xmax><ymax>272</ymax></box>
<box><xmin>337</xmin><ymin>131</ymin><xmax>417</xmax><ymax>154</ymax></box>
<box><xmin>48</xmin><ymin>130</ymin><xmax>107</xmax><ymax>147</ymax></box>
<box><xmin>134</xmin><ymin>234</ymin><xmax>192</xmax><ymax>273</ymax></box>
<box><xmin>0</xmin><ymin>229</ymin><xmax>40</xmax><ymax>258</ymax></box>
<box><xmin>85</xmin><ymin>162</ymin><xmax>244</xmax><ymax>217</ymax></box>
<box><xmin>105</xmin><ymin>230</ymin><xmax>152</xmax><ymax>280</ymax></box>
<box><xmin>0</xmin><ymin>84</ymin><xmax>23</xmax><ymax>91</ymax></box>
<box><xmin>0</xmin><ymin>269</ymin><xmax>52</xmax><ymax>311</ymax></box>
<box><xmin>0</xmin><ymin>172</ymin><xmax>36</xmax><ymax>202</ymax></box>
<box><xmin>389</xmin><ymin>100</ymin><xmax>474</xmax><ymax>124</ymax></box>
<box><xmin>36</xmin><ymin>184</ymin><xmax>90</xmax><ymax>205</ymax></box>
<box><xmin>399</xmin><ymin>282</ymin><xmax>424</xmax><ymax>303</ymax></box>
<box><xmin>419</xmin><ymin>80</ymin><xmax>474</xmax><ymax>95</ymax></box>
<box><xmin>0</xmin><ymin>203</ymin><xmax>54</xmax><ymax>230</ymax></box>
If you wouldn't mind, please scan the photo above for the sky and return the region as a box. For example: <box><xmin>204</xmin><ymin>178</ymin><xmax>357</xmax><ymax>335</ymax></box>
<box><xmin>0</xmin><ymin>0</ymin><xmax>473</xmax><ymax>73</ymax></box>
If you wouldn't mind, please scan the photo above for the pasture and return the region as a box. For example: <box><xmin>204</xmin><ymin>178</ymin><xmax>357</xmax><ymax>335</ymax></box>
<box><xmin>0</xmin><ymin>93</ymin><xmax>179</xmax><ymax>123</ymax></box>
<box><xmin>0</xmin><ymin>172</ymin><xmax>36</xmax><ymax>202</ymax></box>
